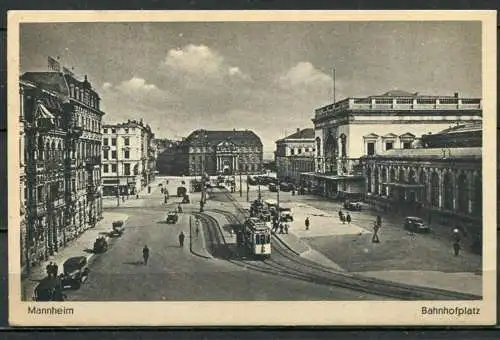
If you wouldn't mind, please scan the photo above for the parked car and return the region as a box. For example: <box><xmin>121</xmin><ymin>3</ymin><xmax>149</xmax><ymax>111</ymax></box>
<box><xmin>279</xmin><ymin>182</ymin><xmax>293</xmax><ymax>192</ymax></box>
<box><xmin>344</xmin><ymin>200</ymin><xmax>363</xmax><ymax>211</ymax></box>
<box><xmin>279</xmin><ymin>207</ymin><xmax>293</xmax><ymax>222</ymax></box>
<box><xmin>61</xmin><ymin>256</ymin><xmax>90</xmax><ymax>289</ymax></box>
<box><xmin>93</xmin><ymin>236</ymin><xmax>108</xmax><ymax>253</ymax></box>
<box><xmin>166</xmin><ymin>211</ymin><xmax>179</xmax><ymax>224</ymax></box>
<box><xmin>33</xmin><ymin>277</ymin><xmax>65</xmax><ymax>301</ymax></box>
<box><xmin>404</xmin><ymin>216</ymin><xmax>430</xmax><ymax>233</ymax></box>
<box><xmin>269</xmin><ymin>183</ymin><xmax>278</xmax><ymax>192</ymax></box>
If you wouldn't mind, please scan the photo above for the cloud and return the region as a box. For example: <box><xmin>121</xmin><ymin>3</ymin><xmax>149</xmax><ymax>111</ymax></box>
<box><xmin>116</xmin><ymin>77</ymin><xmax>161</xmax><ymax>95</ymax></box>
<box><xmin>278</xmin><ymin>62</ymin><xmax>332</xmax><ymax>90</ymax></box>
<box><xmin>102</xmin><ymin>82</ymin><xmax>113</xmax><ymax>90</ymax></box>
<box><xmin>161</xmin><ymin>44</ymin><xmax>249</xmax><ymax>81</ymax></box>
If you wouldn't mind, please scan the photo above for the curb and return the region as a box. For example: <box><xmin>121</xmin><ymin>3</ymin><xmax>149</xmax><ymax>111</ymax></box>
<box><xmin>189</xmin><ymin>214</ymin><xmax>213</xmax><ymax>260</ymax></box>
<box><xmin>271</xmin><ymin>233</ymin><xmax>302</xmax><ymax>256</ymax></box>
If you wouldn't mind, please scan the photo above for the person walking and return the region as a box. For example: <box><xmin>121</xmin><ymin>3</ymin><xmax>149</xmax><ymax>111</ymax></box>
<box><xmin>341</xmin><ymin>214</ymin><xmax>346</xmax><ymax>224</ymax></box>
<box><xmin>452</xmin><ymin>228</ymin><xmax>461</xmax><ymax>256</ymax></box>
<box><xmin>179</xmin><ymin>231</ymin><xmax>185</xmax><ymax>247</ymax></box>
<box><xmin>372</xmin><ymin>221</ymin><xmax>380</xmax><ymax>243</ymax></box>
<box><xmin>142</xmin><ymin>245</ymin><xmax>150</xmax><ymax>265</ymax></box>
<box><xmin>346</xmin><ymin>213</ymin><xmax>351</xmax><ymax>224</ymax></box>
<box><xmin>284</xmin><ymin>223</ymin><xmax>289</xmax><ymax>234</ymax></box>
<box><xmin>53</xmin><ymin>262</ymin><xmax>59</xmax><ymax>277</ymax></box>
<box><xmin>46</xmin><ymin>262</ymin><xmax>53</xmax><ymax>278</ymax></box>
<box><xmin>178</xmin><ymin>204</ymin><xmax>183</xmax><ymax>213</ymax></box>
<box><xmin>305</xmin><ymin>217</ymin><xmax>310</xmax><ymax>230</ymax></box>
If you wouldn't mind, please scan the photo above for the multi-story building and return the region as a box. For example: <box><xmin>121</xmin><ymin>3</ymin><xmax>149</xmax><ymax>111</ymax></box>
<box><xmin>101</xmin><ymin>119</ymin><xmax>156</xmax><ymax>197</ymax></box>
<box><xmin>20</xmin><ymin>67</ymin><xmax>104</xmax><ymax>274</ymax></box>
<box><xmin>177</xmin><ymin>129</ymin><xmax>263</xmax><ymax>176</ymax></box>
<box><xmin>360</xmin><ymin>121</ymin><xmax>482</xmax><ymax>243</ymax></box>
<box><xmin>275</xmin><ymin>128</ymin><xmax>315</xmax><ymax>184</ymax></box>
<box><xmin>301</xmin><ymin>90</ymin><xmax>482</xmax><ymax>200</ymax></box>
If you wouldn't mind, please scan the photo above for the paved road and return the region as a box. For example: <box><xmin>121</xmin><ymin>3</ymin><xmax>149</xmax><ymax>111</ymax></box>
<box><xmin>66</xmin><ymin>176</ymin><xmax>386</xmax><ymax>301</ymax></box>
<box><xmin>238</xmin><ymin>182</ymin><xmax>481</xmax><ymax>274</ymax></box>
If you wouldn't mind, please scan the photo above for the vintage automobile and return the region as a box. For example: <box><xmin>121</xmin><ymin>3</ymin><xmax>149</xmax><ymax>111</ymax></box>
<box><xmin>279</xmin><ymin>207</ymin><xmax>294</xmax><ymax>222</ymax></box>
<box><xmin>268</xmin><ymin>183</ymin><xmax>278</xmax><ymax>192</ymax></box>
<box><xmin>33</xmin><ymin>277</ymin><xmax>66</xmax><ymax>301</ymax></box>
<box><xmin>403</xmin><ymin>216</ymin><xmax>431</xmax><ymax>233</ymax></box>
<box><xmin>279</xmin><ymin>182</ymin><xmax>294</xmax><ymax>192</ymax></box>
<box><xmin>177</xmin><ymin>186</ymin><xmax>187</xmax><ymax>197</ymax></box>
<box><xmin>111</xmin><ymin>220</ymin><xmax>125</xmax><ymax>236</ymax></box>
<box><xmin>166</xmin><ymin>211</ymin><xmax>179</xmax><ymax>224</ymax></box>
<box><xmin>93</xmin><ymin>236</ymin><xmax>108</xmax><ymax>253</ymax></box>
<box><xmin>61</xmin><ymin>256</ymin><xmax>90</xmax><ymax>289</ymax></box>
<box><xmin>344</xmin><ymin>200</ymin><xmax>363</xmax><ymax>211</ymax></box>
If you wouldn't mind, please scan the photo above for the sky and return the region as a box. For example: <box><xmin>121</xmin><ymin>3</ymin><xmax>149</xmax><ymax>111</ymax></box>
<box><xmin>19</xmin><ymin>21</ymin><xmax>481</xmax><ymax>158</ymax></box>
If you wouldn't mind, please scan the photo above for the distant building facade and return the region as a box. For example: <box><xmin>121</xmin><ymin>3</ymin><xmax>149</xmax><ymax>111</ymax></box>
<box><xmin>20</xmin><ymin>69</ymin><xmax>104</xmax><ymax>274</ymax></box>
<box><xmin>302</xmin><ymin>90</ymin><xmax>482</xmax><ymax>200</ymax></box>
<box><xmin>101</xmin><ymin>119</ymin><xmax>156</xmax><ymax>197</ymax></box>
<box><xmin>360</xmin><ymin>122</ymin><xmax>482</xmax><ymax>242</ymax></box>
<box><xmin>177</xmin><ymin>129</ymin><xmax>263</xmax><ymax>176</ymax></box>
<box><xmin>275</xmin><ymin>128</ymin><xmax>315</xmax><ymax>184</ymax></box>
<box><xmin>156</xmin><ymin>139</ymin><xmax>184</xmax><ymax>175</ymax></box>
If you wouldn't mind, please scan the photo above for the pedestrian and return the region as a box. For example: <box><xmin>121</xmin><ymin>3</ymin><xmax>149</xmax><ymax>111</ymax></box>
<box><xmin>338</xmin><ymin>210</ymin><xmax>344</xmax><ymax>222</ymax></box>
<box><xmin>346</xmin><ymin>213</ymin><xmax>351</xmax><ymax>224</ymax></box>
<box><xmin>136</xmin><ymin>194</ymin><xmax>139</xmax><ymax>199</ymax></box>
<box><xmin>53</xmin><ymin>262</ymin><xmax>59</xmax><ymax>277</ymax></box>
<box><xmin>305</xmin><ymin>217</ymin><xmax>310</xmax><ymax>230</ymax></box>
<box><xmin>372</xmin><ymin>222</ymin><xmax>380</xmax><ymax>243</ymax></box>
<box><xmin>46</xmin><ymin>262</ymin><xmax>53</xmax><ymax>278</ymax></box>
<box><xmin>178</xmin><ymin>204</ymin><xmax>183</xmax><ymax>213</ymax></box>
<box><xmin>341</xmin><ymin>214</ymin><xmax>346</xmax><ymax>224</ymax></box>
<box><xmin>164</xmin><ymin>195</ymin><xmax>168</xmax><ymax>204</ymax></box>
<box><xmin>284</xmin><ymin>223</ymin><xmax>289</xmax><ymax>234</ymax></box>
<box><xmin>122</xmin><ymin>196</ymin><xmax>125</xmax><ymax>202</ymax></box>
<box><xmin>279</xmin><ymin>223</ymin><xmax>284</xmax><ymax>234</ymax></box>
<box><xmin>376</xmin><ymin>215</ymin><xmax>382</xmax><ymax>227</ymax></box>
<box><xmin>453</xmin><ymin>240</ymin><xmax>460</xmax><ymax>256</ymax></box>
<box><xmin>142</xmin><ymin>245</ymin><xmax>150</xmax><ymax>265</ymax></box>
<box><xmin>179</xmin><ymin>231</ymin><xmax>185</xmax><ymax>247</ymax></box>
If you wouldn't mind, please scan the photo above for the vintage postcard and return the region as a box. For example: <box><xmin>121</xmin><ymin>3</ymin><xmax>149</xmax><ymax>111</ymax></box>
<box><xmin>7</xmin><ymin>10</ymin><xmax>497</xmax><ymax>326</ymax></box>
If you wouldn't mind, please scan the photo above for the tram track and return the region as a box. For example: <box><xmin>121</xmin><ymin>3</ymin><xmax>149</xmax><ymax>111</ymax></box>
<box><xmin>204</xmin><ymin>188</ymin><xmax>480</xmax><ymax>301</ymax></box>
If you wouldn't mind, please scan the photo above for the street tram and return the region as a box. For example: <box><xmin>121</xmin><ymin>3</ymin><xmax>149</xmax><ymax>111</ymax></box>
<box><xmin>239</xmin><ymin>217</ymin><xmax>271</xmax><ymax>258</ymax></box>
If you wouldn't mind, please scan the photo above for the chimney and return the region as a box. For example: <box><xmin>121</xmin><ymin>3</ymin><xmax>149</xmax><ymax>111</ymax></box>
<box><xmin>454</xmin><ymin>92</ymin><xmax>459</xmax><ymax>98</ymax></box>
<box><xmin>297</xmin><ymin>128</ymin><xmax>300</xmax><ymax>133</ymax></box>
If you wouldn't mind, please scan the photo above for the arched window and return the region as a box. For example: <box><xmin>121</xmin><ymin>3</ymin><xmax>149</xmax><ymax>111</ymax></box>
<box><xmin>366</xmin><ymin>167</ymin><xmax>372</xmax><ymax>193</ymax></box>
<box><xmin>324</xmin><ymin>134</ymin><xmax>336</xmax><ymax>173</ymax></box>
<box><xmin>381</xmin><ymin>168</ymin><xmax>387</xmax><ymax>196</ymax></box>
<box><xmin>75</xmin><ymin>87</ymin><xmax>80</xmax><ymax>100</ymax></box>
<box><xmin>45</xmin><ymin>141</ymin><xmax>50</xmax><ymax>160</ymax></box>
<box><xmin>57</xmin><ymin>141</ymin><xmax>62</xmax><ymax>160</ymax></box>
<box><xmin>408</xmin><ymin>169</ymin><xmax>416</xmax><ymax>184</ymax></box>
<box><xmin>374</xmin><ymin>167</ymin><xmax>379</xmax><ymax>195</ymax></box>
<box><xmin>457</xmin><ymin>173</ymin><xmax>469</xmax><ymax>213</ymax></box>
<box><xmin>398</xmin><ymin>168</ymin><xmax>405</xmax><ymax>183</ymax></box>
<box><xmin>38</xmin><ymin>136</ymin><xmax>44</xmax><ymax>160</ymax></box>
<box><xmin>419</xmin><ymin>170</ymin><xmax>427</xmax><ymax>203</ymax></box>
<box><xmin>315</xmin><ymin>137</ymin><xmax>321</xmax><ymax>157</ymax></box>
<box><xmin>389</xmin><ymin>168</ymin><xmax>396</xmax><ymax>198</ymax></box>
<box><xmin>430</xmin><ymin>172</ymin><xmax>440</xmax><ymax>207</ymax></box>
<box><xmin>340</xmin><ymin>134</ymin><xmax>347</xmax><ymax>157</ymax></box>
<box><xmin>473</xmin><ymin>174</ymin><xmax>482</xmax><ymax>216</ymax></box>
<box><xmin>443</xmin><ymin>172</ymin><xmax>454</xmax><ymax>210</ymax></box>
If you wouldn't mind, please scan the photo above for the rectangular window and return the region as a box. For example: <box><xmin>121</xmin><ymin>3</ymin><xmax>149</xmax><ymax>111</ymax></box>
<box><xmin>124</xmin><ymin>137</ymin><xmax>130</xmax><ymax>146</ymax></box>
<box><xmin>290</xmin><ymin>149</ymin><xmax>295</xmax><ymax>155</ymax></box>
<box><xmin>111</xmin><ymin>164</ymin><xmax>117</xmax><ymax>173</ymax></box>
<box><xmin>103</xmin><ymin>150</ymin><xmax>109</xmax><ymax>159</ymax></box>
<box><xmin>125</xmin><ymin>128</ymin><xmax>129</xmax><ymax>134</ymax></box>
<box><xmin>103</xmin><ymin>164</ymin><xmax>109</xmax><ymax>173</ymax></box>
<box><xmin>103</xmin><ymin>138</ymin><xmax>109</xmax><ymax>146</ymax></box>
<box><xmin>298</xmin><ymin>148</ymin><xmax>302</xmax><ymax>154</ymax></box>
<box><xmin>124</xmin><ymin>163</ymin><xmax>130</xmax><ymax>175</ymax></box>
<box><xmin>111</xmin><ymin>150</ymin><xmax>117</xmax><ymax>159</ymax></box>
<box><xmin>103</xmin><ymin>128</ymin><xmax>108</xmax><ymax>133</ymax></box>
<box><xmin>124</xmin><ymin>150</ymin><xmax>130</xmax><ymax>159</ymax></box>
<box><xmin>111</xmin><ymin>128</ymin><xmax>116</xmax><ymax>133</ymax></box>
<box><xmin>111</xmin><ymin>138</ymin><xmax>117</xmax><ymax>146</ymax></box>
<box><xmin>385</xmin><ymin>142</ymin><xmax>393</xmax><ymax>151</ymax></box>
<box><xmin>403</xmin><ymin>142</ymin><xmax>411</xmax><ymax>149</ymax></box>
<box><xmin>367</xmin><ymin>142</ymin><xmax>375</xmax><ymax>156</ymax></box>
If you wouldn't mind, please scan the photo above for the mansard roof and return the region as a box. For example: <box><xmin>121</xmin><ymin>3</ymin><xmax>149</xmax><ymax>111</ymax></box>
<box><xmin>185</xmin><ymin>129</ymin><xmax>263</xmax><ymax>147</ymax></box>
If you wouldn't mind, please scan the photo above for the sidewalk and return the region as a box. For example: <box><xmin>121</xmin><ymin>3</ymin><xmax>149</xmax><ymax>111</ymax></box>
<box><xmin>102</xmin><ymin>177</ymin><xmax>165</xmax><ymax>208</ymax></box>
<box><xmin>22</xmin><ymin>211</ymin><xmax>129</xmax><ymax>300</ymax></box>
<box><xmin>189</xmin><ymin>214</ymin><xmax>212</xmax><ymax>259</ymax></box>
<box><xmin>228</xmin><ymin>190</ymin><xmax>482</xmax><ymax>296</ymax></box>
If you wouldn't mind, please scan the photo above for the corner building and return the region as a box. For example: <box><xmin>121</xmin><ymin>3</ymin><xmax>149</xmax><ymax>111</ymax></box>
<box><xmin>275</xmin><ymin>128</ymin><xmax>315</xmax><ymax>184</ymax></box>
<box><xmin>101</xmin><ymin>119</ymin><xmax>156</xmax><ymax>196</ymax></box>
<box><xmin>20</xmin><ymin>71</ymin><xmax>104</xmax><ymax>274</ymax></box>
<box><xmin>303</xmin><ymin>90</ymin><xmax>482</xmax><ymax>200</ymax></box>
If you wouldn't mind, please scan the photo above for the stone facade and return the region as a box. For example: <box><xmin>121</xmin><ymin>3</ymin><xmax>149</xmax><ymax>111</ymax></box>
<box><xmin>302</xmin><ymin>90</ymin><xmax>482</xmax><ymax>200</ymax></box>
<box><xmin>178</xmin><ymin>129</ymin><xmax>263</xmax><ymax>176</ymax></box>
<box><xmin>20</xmin><ymin>70</ymin><xmax>104</xmax><ymax>275</ymax></box>
<box><xmin>361</xmin><ymin>122</ymin><xmax>482</xmax><ymax>234</ymax></box>
<box><xmin>275</xmin><ymin>128</ymin><xmax>315</xmax><ymax>184</ymax></box>
<box><xmin>101</xmin><ymin>119</ymin><xmax>156</xmax><ymax>197</ymax></box>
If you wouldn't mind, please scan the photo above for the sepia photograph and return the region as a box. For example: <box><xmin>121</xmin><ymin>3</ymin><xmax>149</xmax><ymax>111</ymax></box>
<box><xmin>7</xmin><ymin>11</ymin><xmax>497</xmax><ymax>326</ymax></box>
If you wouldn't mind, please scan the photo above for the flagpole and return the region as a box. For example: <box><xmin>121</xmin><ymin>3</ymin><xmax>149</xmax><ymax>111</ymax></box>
<box><xmin>332</xmin><ymin>68</ymin><xmax>336</xmax><ymax>104</ymax></box>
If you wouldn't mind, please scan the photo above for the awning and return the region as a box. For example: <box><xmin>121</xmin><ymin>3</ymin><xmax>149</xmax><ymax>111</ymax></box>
<box><xmin>382</xmin><ymin>182</ymin><xmax>424</xmax><ymax>188</ymax></box>
<box><xmin>38</xmin><ymin>103</ymin><xmax>56</xmax><ymax>120</ymax></box>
